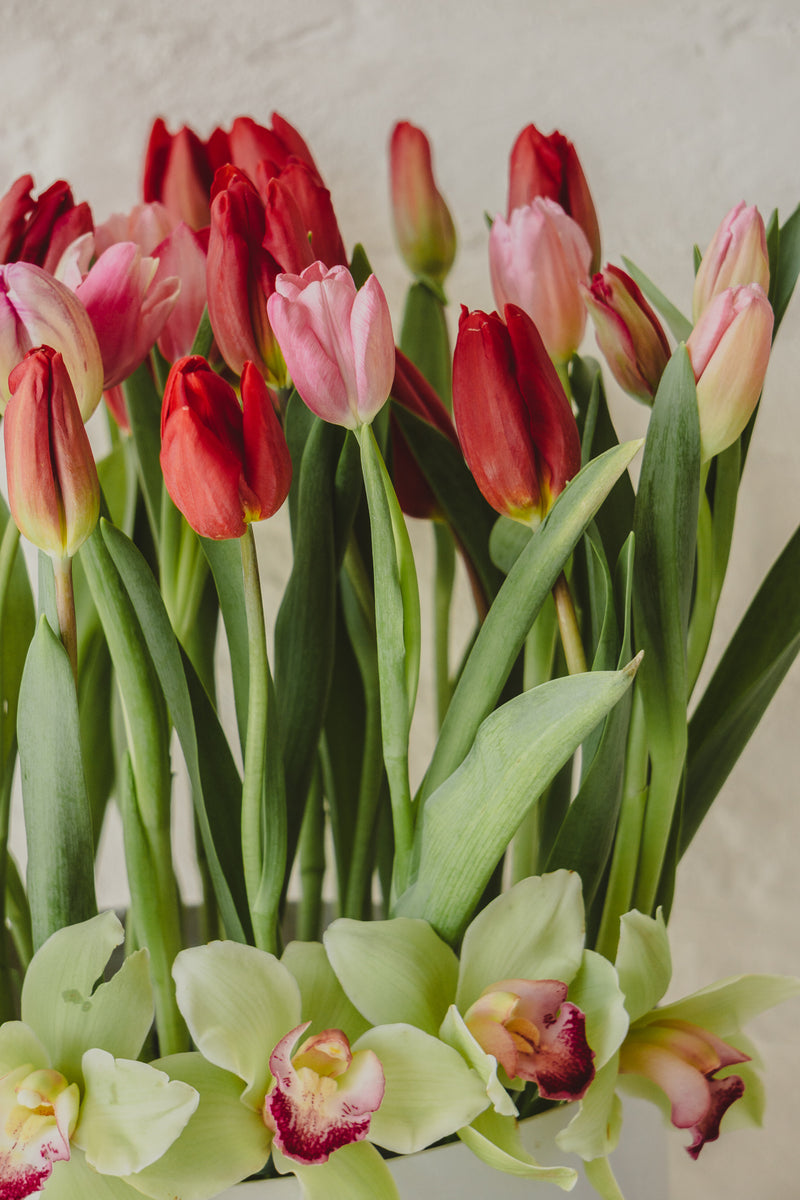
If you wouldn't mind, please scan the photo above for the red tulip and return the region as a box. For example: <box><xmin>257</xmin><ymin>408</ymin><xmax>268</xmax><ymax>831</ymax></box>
<box><xmin>227</xmin><ymin>113</ymin><xmax>320</xmax><ymax>183</ymax></box>
<box><xmin>582</xmin><ymin>265</ymin><xmax>671</xmax><ymax>403</ymax></box>
<box><xmin>257</xmin><ymin>159</ymin><xmax>347</xmax><ymax>271</ymax></box>
<box><xmin>143</xmin><ymin>118</ymin><xmax>230</xmax><ymax>229</ymax></box>
<box><xmin>452</xmin><ymin>304</ymin><xmax>581</xmax><ymax>525</ymax></box>
<box><xmin>0</xmin><ymin>175</ymin><xmax>93</xmax><ymax>275</ymax></box>
<box><xmin>508</xmin><ymin>123</ymin><xmax>601</xmax><ymax>273</ymax></box>
<box><xmin>3</xmin><ymin>346</ymin><xmax>99</xmax><ymax>558</ymax></box>
<box><xmin>160</xmin><ymin>357</ymin><xmax>292</xmax><ymax>540</ymax></box>
<box><xmin>389</xmin><ymin>121</ymin><xmax>456</xmax><ymax>283</ymax></box>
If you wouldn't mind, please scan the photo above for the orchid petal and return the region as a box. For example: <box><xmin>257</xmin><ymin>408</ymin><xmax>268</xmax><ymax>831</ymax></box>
<box><xmin>439</xmin><ymin>1004</ymin><xmax>517</xmax><ymax>1116</ymax></box>
<box><xmin>74</xmin><ymin>1049</ymin><xmax>197</xmax><ymax>1176</ymax></box>
<box><xmin>615</xmin><ymin>909</ymin><xmax>671</xmax><ymax>1022</ymax></box>
<box><xmin>567</xmin><ymin>950</ymin><xmax>629</xmax><ymax>1069</ymax></box>
<box><xmin>355</xmin><ymin>1024</ymin><xmax>488</xmax><ymax>1154</ymax></box>
<box><xmin>125</xmin><ymin>1053</ymin><xmax>271</xmax><ymax>1200</ymax></box>
<box><xmin>0</xmin><ymin>1022</ymin><xmax>49</xmax><ymax>1073</ymax></box>
<box><xmin>21</xmin><ymin>912</ymin><xmax>152</xmax><ymax>1085</ymax></box>
<box><xmin>457</xmin><ymin>1108</ymin><xmax>578</xmax><ymax>1189</ymax></box>
<box><xmin>273</xmin><ymin>1139</ymin><xmax>400</xmax><ymax>1200</ymax></box>
<box><xmin>324</xmin><ymin>918</ymin><xmax>458</xmax><ymax>1035</ymax></box>
<box><xmin>0</xmin><ymin>1064</ymin><xmax>77</xmax><ymax>1199</ymax></box>
<box><xmin>637</xmin><ymin>973</ymin><xmax>800</xmax><ymax>1037</ymax></box>
<box><xmin>456</xmin><ymin>873</ymin><xmax>585</xmax><ymax>1013</ymax></box>
<box><xmin>281</xmin><ymin>941</ymin><xmax>369</xmax><ymax>1044</ymax></box>
<box><xmin>45</xmin><ymin>1147</ymin><xmax>147</xmax><ymax>1200</ymax></box>
<box><xmin>172</xmin><ymin>941</ymin><xmax>301</xmax><ymax>1108</ymax></box>
<box><xmin>556</xmin><ymin>1054</ymin><xmax>623</xmax><ymax>1160</ymax></box>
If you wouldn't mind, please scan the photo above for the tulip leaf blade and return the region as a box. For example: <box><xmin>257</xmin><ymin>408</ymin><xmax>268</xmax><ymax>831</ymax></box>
<box><xmin>0</xmin><ymin>500</ymin><xmax>34</xmax><ymax>775</ymax></box>
<box><xmin>396</xmin><ymin>662</ymin><xmax>639</xmax><ymax>944</ymax></box>
<box><xmin>419</xmin><ymin>438</ymin><xmax>643</xmax><ymax>804</ymax></box>
<box><xmin>621</xmin><ymin>256</ymin><xmax>692</xmax><ymax>343</ymax></box>
<box><xmin>768</xmin><ymin>200</ymin><xmax>800</xmax><ymax>333</ymax></box>
<box><xmin>682</xmin><ymin>520</ymin><xmax>800</xmax><ymax>855</ymax></box>
<box><xmin>399</xmin><ymin>280</ymin><xmax>452</xmax><ymax>405</ymax></box>
<box><xmin>122</xmin><ymin>362</ymin><xmax>165</xmax><ymax>548</ymax></box>
<box><xmin>17</xmin><ymin>614</ymin><xmax>97</xmax><ymax>950</ymax></box>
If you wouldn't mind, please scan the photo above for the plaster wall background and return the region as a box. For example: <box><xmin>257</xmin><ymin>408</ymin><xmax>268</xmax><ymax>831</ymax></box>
<box><xmin>2</xmin><ymin>1</ymin><xmax>799</xmax><ymax>1196</ymax></box>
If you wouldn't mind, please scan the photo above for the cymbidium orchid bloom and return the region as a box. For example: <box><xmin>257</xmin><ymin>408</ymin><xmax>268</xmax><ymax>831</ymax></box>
<box><xmin>325</xmin><ymin>872</ymin><xmax>626</xmax><ymax>1189</ymax></box>
<box><xmin>0</xmin><ymin>913</ymin><xmax>198</xmax><ymax>1200</ymax></box>
<box><xmin>686</xmin><ymin>282</ymin><xmax>774</xmax><ymax>462</ymax></box>
<box><xmin>0</xmin><ymin>261</ymin><xmax>103</xmax><ymax>418</ymax></box>
<box><xmin>452</xmin><ymin>304</ymin><xmax>581</xmax><ymax>526</ymax></box>
<box><xmin>160</xmin><ymin>356</ymin><xmax>292</xmax><ymax>539</ymax></box>
<box><xmin>507</xmin><ymin>123</ymin><xmax>601</xmax><ymax>273</ymax></box>
<box><xmin>73</xmin><ymin>241</ymin><xmax>181</xmax><ymax>389</ymax></box>
<box><xmin>556</xmin><ymin>909</ymin><xmax>800</xmax><ymax>1194</ymax></box>
<box><xmin>693</xmin><ymin>201</ymin><xmax>770</xmax><ymax>321</ymax></box>
<box><xmin>267</xmin><ymin>262</ymin><xmax>396</xmax><ymax>429</ymax></box>
<box><xmin>582</xmin><ymin>265</ymin><xmax>671</xmax><ymax>403</ymax></box>
<box><xmin>167</xmin><ymin>938</ymin><xmax>488</xmax><ymax>1200</ymax></box>
<box><xmin>489</xmin><ymin>198</ymin><xmax>592</xmax><ymax>363</ymax></box>
<box><xmin>389</xmin><ymin>120</ymin><xmax>457</xmax><ymax>284</ymax></box>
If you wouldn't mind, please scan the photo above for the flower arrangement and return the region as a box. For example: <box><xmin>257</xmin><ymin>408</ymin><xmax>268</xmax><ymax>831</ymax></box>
<box><xmin>0</xmin><ymin>111</ymin><xmax>797</xmax><ymax>1199</ymax></box>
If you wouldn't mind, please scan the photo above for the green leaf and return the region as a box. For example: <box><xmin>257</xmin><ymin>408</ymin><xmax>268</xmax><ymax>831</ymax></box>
<box><xmin>122</xmin><ymin>362</ymin><xmax>165</xmax><ymax>548</ymax></box>
<box><xmin>419</xmin><ymin>439</ymin><xmax>643</xmax><ymax>807</ymax></box>
<box><xmin>399</xmin><ymin>281</ymin><xmax>452</xmax><ymax>404</ymax></box>
<box><xmin>189</xmin><ymin>305</ymin><xmax>215</xmax><ymax>359</ymax></box>
<box><xmin>631</xmin><ymin>346</ymin><xmax>700</xmax><ymax>913</ymax></box>
<box><xmin>769</xmin><ymin>201</ymin><xmax>800</xmax><ymax>333</ymax></box>
<box><xmin>201</xmin><ymin>536</ymin><xmax>250</xmax><ymax>754</ymax></box>
<box><xmin>17</xmin><ymin>616</ymin><xmax>97</xmax><ymax>950</ymax></box>
<box><xmin>349</xmin><ymin>242</ymin><xmax>374</xmax><ymax>289</ymax></box>
<box><xmin>683</xmin><ymin>521</ymin><xmax>800</xmax><ymax>854</ymax></box>
<box><xmin>398</xmin><ymin>663</ymin><xmax>639</xmax><ymax>943</ymax></box>
<box><xmin>0</xmin><ymin>501</ymin><xmax>34</xmax><ymax>774</ymax></box>
<box><xmin>621</xmin><ymin>257</ymin><xmax>692</xmax><ymax>343</ymax></box>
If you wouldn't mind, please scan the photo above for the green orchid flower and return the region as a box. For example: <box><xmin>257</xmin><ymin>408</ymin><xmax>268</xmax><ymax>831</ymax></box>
<box><xmin>0</xmin><ymin>912</ymin><xmax>198</xmax><ymax>1200</ymax></box>
<box><xmin>165</xmin><ymin>937</ymin><xmax>489</xmax><ymax>1200</ymax></box>
<box><xmin>324</xmin><ymin>871</ymin><xmax>628</xmax><ymax>1190</ymax></box>
<box><xmin>557</xmin><ymin>908</ymin><xmax>800</xmax><ymax>1200</ymax></box>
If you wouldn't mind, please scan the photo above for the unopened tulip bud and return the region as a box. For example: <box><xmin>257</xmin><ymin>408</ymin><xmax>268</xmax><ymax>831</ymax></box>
<box><xmin>687</xmin><ymin>283</ymin><xmax>773</xmax><ymax>462</ymax></box>
<box><xmin>693</xmin><ymin>202</ymin><xmax>770</xmax><ymax>321</ymax></box>
<box><xmin>489</xmin><ymin>198</ymin><xmax>591</xmax><ymax>364</ymax></box>
<box><xmin>582</xmin><ymin>265</ymin><xmax>671</xmax><ymax>403</ymax></box>
<box><xmin>0</xmin><ymin>262</ymin><xmax>103</xmax><ymax>418</ymax></box>
<box><xmin>389</xmin><ymin>121</ymin><xmax>456</xmax><ymax>283</ymax></box>
<box><xmin>267</xmin><ymin>262</ymin><xmax>395</xmax><ymax>429</ymax></box>
<box><xmin>3</xmin><ymin>346</ymin><xmax>99</xmax><ymax>558</ymax></box>
<box><xmin>143</xmin><ymin>118</ymin><xmax>230</xmax><ymax>230</ymax></box>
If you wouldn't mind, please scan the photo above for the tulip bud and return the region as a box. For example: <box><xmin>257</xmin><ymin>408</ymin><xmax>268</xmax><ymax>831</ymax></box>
<box><xmin>0</xmin><ymin>175</ymin><xmax>93</xmax><ymax>275</ymax></box>
<box><xmin>206</xmin><ymin>168</ymin><xmax>286</xmax><ymax>385</ymax></box>
<box><xmin>228</xmin><ymin>113</ymin><xmax>320</xmax><ymax>182</ymax></box>
<box><xmin>693</xmin><ymin>202</ymin><xmax>770</xmax><ymax>321</ymax></box>
<box><xmin>508</xmin><ymin>123</ymin><xmax>601</xmax><ymax>273</ymax></box>
<box><xmin>0</xmin><ymin>262</ymin><xmax>103</xmax><ymax>418</ymax></box>
<box><xmin>489</xmin><ymin>198</ymin><xmax>591</xmax><ymax>364</ymax></box>
<box><xmin>257</xmin><ymin>160</ymin><xmax>347</xmax><ymax>271</ymax></box>
<box><xmin>582</xmin><ymin>265</ymin><xmax>671</xmax><ymax>403</ymax></box>
<box><xmin>74</xmin><ymin>242</ymin><xmax>180</xmax><ymax>388</ymax></box>
<box><xmin>452</xmin><ymin>304</ymin><xmax>581</xmax><ymax>525</ymax></box>
<box><xmin>267</xmin><ymin>262</ymin><xmax>395</xmax><ymax>429</ymax></box>
<box><xmin>160</xmin><ymin>356</ymin><xmax>292</xmax><ymax>540</ymax></box>
<box><xmin>143</xmin><ymin>118</ymin><xmax>230</xmax><ymax>230</ymax></box>
<box><xmin>687</xmin><ymin>283</ymin><xmax>773</xmax><ymax>462</ymax></box>
<box><xmin>389</xmin><ymin>121</ymin><xmax>457</xmax><ymax>283</ymax></box>
<box><xmin>3</xmin><ymin>346</ymin><xmax>99</xmax><ymax>558</ymax></box>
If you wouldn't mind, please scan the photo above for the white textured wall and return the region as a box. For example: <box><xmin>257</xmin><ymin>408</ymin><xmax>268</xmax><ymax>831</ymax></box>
<box><xmin>3</xmin><ymin>2</ymin><xmax>799</xmax><ymax>1196</ymax></box>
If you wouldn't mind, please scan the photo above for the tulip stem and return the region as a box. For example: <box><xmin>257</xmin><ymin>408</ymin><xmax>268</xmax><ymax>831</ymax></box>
<box><xmin>552</xmin><ymin>571</ymin><xmax>587</xmax><ymax>675</ymax></box>
<box><xmin>52</xmin><ymin>556</ymin><xmax>78</xmax><ymax>685</ymax></box>
<box><xmin>240</xmin><ymin>525</ymin><xmax>285</xmax><ymax>955</ymax></box>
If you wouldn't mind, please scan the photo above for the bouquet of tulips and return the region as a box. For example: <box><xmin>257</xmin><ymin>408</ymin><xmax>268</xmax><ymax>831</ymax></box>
<box><xmin>0</xmin><ymin>112</ymin><xmax>798</xmax><ymax>1200</ymax></box>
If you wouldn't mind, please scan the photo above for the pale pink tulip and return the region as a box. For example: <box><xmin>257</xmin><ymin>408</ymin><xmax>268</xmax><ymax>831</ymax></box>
<box><xmin>94</xmin><ymin>201</ymin><xmax>177</xmax><ymax>258</ymax></box>
<box><xmin>75</xmin><ymin>241</ymin><xmax>180</xmax><ymax>388</ymax></box>
<box><xmin>0</xmin><ymin>261</ymin><xmax>103</xmax><ymax>418</ymax></box>
<box><xmin>152</xmin><ymin>223</ymin><xmax>208</xmax><ymax>362</ymax></box>
<box><xmin>687</xmin><ymin>282</ymin><xmax>773</xmax><ymax>462</ymax></box>
<box><xmin>267</xmin><ymin>262</ymin><xmax>395</xmax><ymax>428</ymax></box>
<box><xmin>489</xmin><ymin>197</ymin><xmax>591</xmax><ymax>363</ymax></box>
<box><xmin>693</xmin><ymin>202</ymin><xmax>770</xmax><ymax>321</ymax></box>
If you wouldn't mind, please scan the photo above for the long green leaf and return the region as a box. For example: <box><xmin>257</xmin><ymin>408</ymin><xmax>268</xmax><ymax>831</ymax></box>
<box><xmin>17</xmin><ymin>616</ymin><xmax>96</xmax><ymax>949</ymax></box>
<box><xmin>396</xmin><ymin>661</ymin><xmax>639</xmax><ymax>943</ymax></box>
<box><xmin>631</xmin><ymin>346</ymin><xmax>700</xmax><ymax>912</ymax></box>
<box><xmin>769</xmin><ymin>201</ymin><xmax>800</xmax><ymax>333</ymax></box>
<box><xmin>201</xmin><ymin>536</ymin><xmax>250</xmax><ymax>753</ymax></box>
<box><xmin>622</xmin><ymin>257</ymin><xmax>693</xmax><ymax>343</ymax></box>
<box><xmin>99</xmin><ymin>520</ymin><xmax>249</xmax><ymax>942</ymax></box>
<box><xmin>399</xmin><ymin>280</ymin><xmax>452</xmax><ymax>404</ymax></box>
<box><xmin>682</xmin><ymin>522</ymin><xmax>800</xmax><ymax>855</ymax></box>
<box><xmin>0</xmin><ymin>502</ymin><xmax>34</xmax><ymax>774</ymax></box>
<box><xmin>419</xmin><ymin>439</ymin><xmax>643</xmax><ymax>805</ymax></box>
<box><xmin>122</xmin><ymin>362</ymin><xmax>165</xmax><ymax>548</ymax></box>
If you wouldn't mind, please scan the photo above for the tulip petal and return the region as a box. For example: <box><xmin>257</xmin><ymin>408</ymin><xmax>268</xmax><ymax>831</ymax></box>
<box><xmin>280</xmin><ymin>941</ymin><xmax>369</xmax><ymax>1044</ymax></box>
<box><xmin>457</xmin><ymin>1107</ymin><xmax>578</xmax><ymax>1188</ymax></box>
<box><xmin>74</xmin><ymin>1049</ymin><xmax>197</xmax><ymax>1176</ymax></box>
<box><xmin>324</xmin><ymin>916</ymin><xmax>458</xmax><ymax>1035</ymax></box>
<box><xmin>172</xmin><ymin>941</ymin><xmax>301</xmax><ymax>1109</ymax></box>
<box><xmin>350</xmin><ymin>275</ymin><xmax>395</xmax><ymax>424</ymax></box>
<box><xmin>456</xmin><ymin>872</ymin><xmax>585</xmax><ymax>1013</ymax></box>
<box><xmin>355</xmin><ymin>1024</ymin><xmax>488</xmax><ymax>1154</ymax></box>
<box><xmin>160</xmin><ymin>406</ymin><xmax>249</xmax><ymax>539</ymax></box>
<box><xmin>272</xmin><ymin>1139</ymin><xmax>400</xmax><ymax>1200</ymax></box>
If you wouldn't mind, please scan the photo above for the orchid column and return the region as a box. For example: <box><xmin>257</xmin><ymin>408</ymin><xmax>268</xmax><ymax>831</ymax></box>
<box><xmin>269</xmin><ymin>263</ymin><xmax>421</xmax><ymax>895</ymax></box>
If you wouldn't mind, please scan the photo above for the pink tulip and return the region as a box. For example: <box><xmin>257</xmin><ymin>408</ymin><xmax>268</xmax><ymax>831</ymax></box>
<box><xmin>693</xmin><ymin>202</ymin><xmax>770</xmax><ymax>321</ymax></box>
<box><xmin>267</xmin><ymin>262</ymin><xmax>395</xmax><ymax>429</ymax></box>
<box><xmin>151</xmin><ymin>223</ymin><xmax>209</xmax><ymax>362</ymax></box>
<box><xmin>4</xmin><ymin>346</ymin><xmax>99</xmax><ymax>559</ymax></box>
<box><xmin>687</xmin><ymin>283</ymin><xmax>773</xmax><ymax>462</ymax></box>
<box><xmin>489</xmin><ymin>198</ymin><xmax>591</xmax><ymax>363</ymax></box>
<box><xmin>582</xmin><ymin>265</ymin><xmax>671</xmax><ymax>403</ymax></box>
<box><xmin>0</xmin><ymin>262</ymin><xmax>103</xmax><ymax>418</ymax></box>
<box><xmin>74</xmin><ymin>242</ymin><xmax>180</xmax><ymax>388</ymax></box>
<box><xmin>94</xmin><ymin>201</ymin><xmax>177</xmax><ymax>258</ymax></box>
